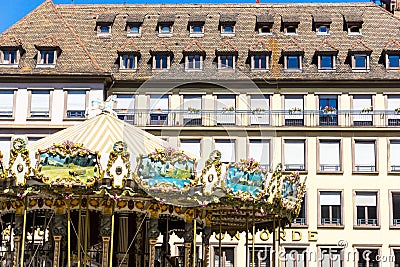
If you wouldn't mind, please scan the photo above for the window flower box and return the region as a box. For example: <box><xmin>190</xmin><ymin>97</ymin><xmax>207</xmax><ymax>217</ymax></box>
<box><xmin>288</xmin><ymin>107</ymin><xmax>302</xmax><ymax>114</ymax></box>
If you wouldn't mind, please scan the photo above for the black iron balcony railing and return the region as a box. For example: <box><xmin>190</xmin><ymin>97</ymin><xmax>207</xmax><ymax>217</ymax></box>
<box><xmin>113</xmin><ymin>109</ymin><xmax>400</xmax><ymax>128</ymax></box>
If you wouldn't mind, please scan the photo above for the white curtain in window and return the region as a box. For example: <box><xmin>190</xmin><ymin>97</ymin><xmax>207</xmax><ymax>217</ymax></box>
<box><xmin>353</xmin><ymin>95</ymin><xmax>372</xmax><ymax>122</ymax></box>
<box><xmin>285</xmin><ymin>95</ymin><xmax>303</xmax><ymax>119</ymax></box>
<box><xmin>180</xmin><ymin>139</ymin><xmax>201</xmax><ymax>158</ymax></box>
<box><xmin>356</xmin><ymin>193</ymin><xmax>377</xmax><ymax>206</ymax></box>
<box><xmin>354</xmin><ymin>141</ymin><xmax>375</xmax><ymax>166</ymax></box>
<box><xmin>320</xmin><ymin>192</ymin><xmax>341</xmax><ymax>205</ymax></box>
<box><xmin>388</xmin><ymin>95</ymin><xmax>400</xmax><ymax>119</ymax></box>
<box><xmin>284</xmin><ymin>141</ymin><xmax>305</xmax><ymax>166</ymax></box>
<box><xmin>319</xmin><ymin>141</ymin><xmax>340</xmax><ymax>166</ymax></box>
<box><xmin>0</xmin><ymin>91</ymin><xmax>14</xmax><ymax>113</ymax></box>
<box><xmin>249</xmin><ymin>140</ymin><xmax>269</xmax><ymax>165</ymax></box>
<box><xmin>390</xmin><ymin>141</ymin><xmax>400</xmax><ymax>167</ymax></box>
<box><xmin>31</xmin><ymin>91</ymin><xmax>50</xmax><ymax>112</ymax></box>
<box><xmin>215</xmin><ymin>140</ymin><xmax>235</xmax><ymax>163</ymax></box>
<box><xmin>0</xmin><ymin>138</ymin><xmax>11</xmax><ymax>165</ymax></box>
<box><xmin>216</xmin><ymin>95</ymin><xmax>235</xmax><ymax>110</ymax></box>
<box><xmin>250</xmin><ymin>95</ymin><xmax>269</xmax><ymax>110</ymax></box>
<box><xmin>150</xmin><ymin>95</ymin><xmax>169</xmax><ymax>110</ymax></box>
<box><xmin>67</xmin><ymin>91</ymin><xmax>86</xmax><ymax>111</ymax></box>
<box><xmin>183</xmin><ymin>95</ymin><xmax>202</xmax><ymax>110</ymax></box>
<box><xmin>116</xmin><ymin>95</ymin><xmax>135</xmax><ymax>110</ymax></box>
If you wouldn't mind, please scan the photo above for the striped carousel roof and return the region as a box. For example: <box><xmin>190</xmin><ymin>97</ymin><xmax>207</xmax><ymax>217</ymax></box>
<box><xmin>27</xmin><ymin>113</ymin><xmax>169</xmax><ymax>159</ymax></box>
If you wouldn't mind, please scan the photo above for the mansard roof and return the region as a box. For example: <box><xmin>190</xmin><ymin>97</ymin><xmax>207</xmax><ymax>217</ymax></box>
<box><xmin>1</xmin><ymin>1</ymin><xmax>400</xmax><ymax>81</ymax></box>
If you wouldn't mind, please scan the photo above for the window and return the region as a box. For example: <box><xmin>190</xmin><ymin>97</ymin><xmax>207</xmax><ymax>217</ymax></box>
<box><xmin>356</xmin><ymin>249</ymin><xmax>379</xmax><ymax>267</ymax></box>
<box><xmin>30</xmin><ymin>90</ymin><xmax>50</xmax><ymax>118</ymax></box>
<box><xmin>214</xmin><ymin>246</ymin><xmax>234</xmax><ymax>267</ymax></box>
<box><xmin>183</xmin><ymin>94</ymin><xmax>202</xmax><ymax>126</ymax></box>
<box><xmin>0</xmin><ymin>90</ymin><xmax>14</xmax><ymax>117</ymax></box>
<box><xmin>189</xmin><ymin>23</ymin><xmax>205</xmax><ymax>37</ymax></box>
<box><xmin>387</xmin><ymin>95</ymin><xmax>400</xmax><ymax>126</ymax></box>
<box><xmin>352</xmin><ymin>95</ymin><xmax>373</xmax><ymax>126</ymax></box>
<box><xmin>258</xmin><ymin>25</ymin><xmax>272</xmax><ymax>35</ymax></box>
<box><xmin>319</xmin><ymin>55</ymin><xmax>335</xmax><ymax>70</ymax></box>
<box><xmin>354</xmin><ymin>141</ymin><xmax>376</xmax><ymax>172</ymax></box>
<box><xmin>319</xmin><ymin>140</ymin><xmax>341</xmax><ymax>172</ymax></box>
<box><xmin>247</xmin><ymin>246</ymin><xmax>270</xmax><ymax>267</ymax></box>
<box><xmin>214</xmin><ymin>139</ymin><xmax>235</xmax><ymax>163</ymax></box>
<box><xmin>218</xmin><ymin>55</ymin><xmax>235</xmax><ymax>70</ymax></box>
<box><xmin>250</xmin><ymin>95</ymin><xmax>270</xmax><ymax>125</ymax></box>
<box><xmin>37</xmin><ymin>50</ymin><xmax>56</xmax><ymax>66</ymax></box>
<box><xmin>186</xmin><ymin>55</ymin><xmax>202</xmax><ymax>70</ymax></box>
<box><xmin>319</xmin><ymin>191</ymin><xmax>342</xmax><ymax>225</ymax></box>
<box><xmin>249</xmin><ymin>139</ymin><xmax>270</xmax><ymax>169</ymax></box>
<box><xmin>285</xmin><ymin>25</ymin><xmax>297</xmax><ymax>35</ymax></box>
<box><xmin>319</xmin><ymin>95</ymin><xmax>338</xmax><ymax>126</ymax></box>
<box><xmin>120</xmin><ymin>55</ymin><xmax>137</xmax><ymax>70</ymax></box>
<box><xmin>390</xmin><ymin>141</ymin><xmax>400</xmax><ymax>172</ymax></box>
<box><xmin>387</xmin><ymin>55</ymin><xmax>400</xmax><ymax>69</ymax></box>
<box><xmin>192</xmin><ymin>25</ymin><xmax>203</xmax><ymax>33</ymax></box>
<box><xmin>355</xmin><ymin>192</ymin><xmax>378</xmax><ymax>226</ymax></box>
<box><xmin>284</xmin><ymin>95</ymin><xmax>304</xmax><ymax>126</ymax></box>
<box><xmin>149</xmin><ymin>95</ymin><xmax>169</xmax><ymax>125</ymax></box>
<box><xmin>284</xmin><ymin>248</ymin><xmax>306</xmax><ymax>267</ymax></box>
<box><xmin>153</xmin><ymin>55</ymin><xmax>170</xmax><ymax>70</ymax></box>
<box><xmin>221</xmin><ymin>24</ymin><xmax>235</xmax><ymax>34</ymax></box>
<box><xmin>393</xmin><ymin>249</ymin><xmax>400</xmax><ymax>267</ymax></box>
<box><xmin>127</xmin><ymin>23</ymin><xmax>141</xmax><ymax>37</ymax></box>
<box><xmin>180</xmin><ymin>139</ymin><xmax>201</xmax><ymax>158</ymax></box>
<box><xmin>352</xmin><ymin>54</ymin><xmax>369</xmax><ymax>71</ymax></box>
<box><xmin>252</xmin><ymin>55</ymin><xmax>268</xmax><ymax>70</ymax></box>
<box><xmin>216</xmin><ymin>94</ymin><xmax>236</xmax><ymax>125</ymax></box>
<box><xmin>0</xmin><ymin>137</ymin><xmax>11</xmax><ymax>164</ymax></box>
<box><xmin>100</xmin><ymin>26</ymin><xmax>110</xmax><ymax>33</ymax></box>
<box><xmin>1</xmin><ymin>50</ymin><xmax>18</xmax><ymax>65</ymax></box>
<box><xmin>320</xmin><ymin>248</ymin><xmax>343</xmax><ymax>267</ymax></box>
<box><xmin>293</xmin><ymin>195</ymin><xmax>306</xmax><ymax>225</ymax></box>
<box><xmin>285</xmin><ymin>55</ymin><xmax>301</xmax><ymax>70</ymax></box>
<box><xmin>129</xmin><ymin>25</ymin><xmax>139</xmax><ymax>33</ymax></box>
<box><xmin>114</xmin><ymin>94</ymin><xmax>134</xmax><ymax>120</ymax></box>
<box><xmin>66</xmin><ymin>90</ymin><xmax>86</xmax><ymax>118</ymax></box>
<box><xmin>158</xmin><ymin>23</ymin><xmax>173</xmax><ymax>36</ymax></box>
<box><xmin>348</xmin><ymin>25</ymin><xmax>361</xmax><ymax>35</ymax></box>
<box><xmin>284</xmin><ymin>140</ymin><xmax>305</xmax><ymax>171</ymax></box>
<box><xmin>317</xmin><ymin>25</ymin><xmax>329</xmax><ymax>35</ymax></box>
<box><xmin>391</xmin><ymin>192</ymin><xmax>400</xmax><ymax>226</ymax></box>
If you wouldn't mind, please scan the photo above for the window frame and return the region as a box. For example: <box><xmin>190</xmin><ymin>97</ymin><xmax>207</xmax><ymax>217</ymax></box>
<box><xmin>0</xmin><ymin>49</ymin><xmax>19</xmax><ymax>67</ymax></box>
<box><xmin>179</xmin><ymin>138</ymin><xmax>202</xmax><ymax>159</ymax></box>
<box><xmin>351</xmin><ymin>54</ymin><xmax>370</xmax><ymax>72</ymax></box>
<box><xmin>152</xmin><ymin>54</ymin><xmax>171</xmax><ymax>70</ymax></box>
<box><xmin>220</xmin><ymin>23</ymin><xmax>236</xmax><ymax>36</ymax></box>
<box><xmin>211</xmin><ymin>245</ymin><xmax>237</xmax><ymax>267</ymax></box>
<box><xmin>189</xmin><ymin>23</ymin><xmax>205</xmax><ymax>37</ymax></box>
<box><xmin>36</xmin><ymin>50</ymin><xmax>57</xmax><ymax>68</ymax></box>
<box><xmin>390</xmin><ymin>190</ymin><xmax>400</xmax><ymax>229</ymax></box>
<box><xmin>64</xmin><ymin>89</ymin><xmax>89</xmax><ymax>120</ymax></box>
<box><xmin>247</xmin><ymin>245</ymin><xmax>272</xmax><ymax>267</ymax></box>
<box><xmin>352</xmin><ymin>139</ymin><xmax>378</xmax><ymax>174</ymax></box>
<box><xmin>126</xmin><ymin>23</ymin><xmax>142</xmax><ymax>37</ymax></box>
<box><xmin>284</xmin><ymin>24</ymin><xmax>298</xmax><ymax>35</ymax></box>
<box><xmin>353</xmin><ymin>190</ymin><xmax>380</xmax><ymax>229</ymax></box>
<box><xmin>251</xmin><ymin>54</ymin><xmax>270</xmax><ymax>71</ymax></box>
<box><xmin>347</xmin><ymin>24</ymin><xmax>362</xmax><ymax>35</ymax></box>
<box><xmin>97</xmin><ymin>23</ymin><xmax>112</xmax><ymax>36</ymax></box>
<box><xmin>316</xmin><ymin>25</ymin><xmax>330</xmax><ymax>35</ymax></box>
<box><xmin>318</xmin><ymin>247</ymin><xmax>344</xmax><ymax>267</ymax></box>
<box><xmin>158</xmin><ymin>23</ymin><xmax>173</xmax><ymax>37</ymax></box>
<box><xmin>247</xmin><ymin>138</ymin><xmax>271</xmax><ymax>170</ymax></box>
<box><xmin>291</xmin><ymin>193</ymin><xmax>308</xmax><ymax>227</ymax></box>
<box><xmin>318</xmin><ymin>190</ymin><xmax>344</xmax><ymax>228</ymax></box>
<box><xmin>388</xmin><ymin>139</ymin><xmax>400</xmax><ymax>174</ymax></box>
<box><xmin>318</xmin><ymin>54</ymin><xmax>336</xmax><ymax>71</ymax></box>
<box><xmin>257</xmin><ymin>25</ymin><xmax>273</xmax><ymax>35</ymax></box>
<box><xmin>386</xmin><ymin>54</ymin><xmax>400</xmax><ymax>70</ymax></box>
<box><xmin>185</xmin><ymin>55</ymin><xmax>203</xmax><ymax>71</ymax></box>
<box><xmin>218</xmin><ymin>55</ymin><xmax>235</xmax><ymax>70</ymax></box>
<box><xmin>214</xmin><ymin>138</ymin><xmax>236</xmax><ymax>164</ymax></box>
<box><xmin>0</xmin><ymin>89</ymin><xmax>16</xmax><ymax>119</ymax></box>
<box><xmin>119</xmin><ymin>54</ymin><xmax>138</xmax><ymax>71</ymax></box>
<box><xmin>354</xmin><ymin>247</ymin><xmax>381</xmax><ymax>267</ymax></box>
<box><xmin>282</xmin><ymin>138</ymin><xmax>307</xmax><ymax>173</ymax></box>
<box><xmin>284</xmin><ymin>55</ymin><xmax>302</xmax><ymax>71</ymax></box>
<box><xmin>27</xmin><ymin>89</ymin><xmax>52</xmax><ymax>119</ymax></box>
<box><xmin>317</xmin><ymin>139</ymin><xmax>342</xmax><ymax>173</ymax></box>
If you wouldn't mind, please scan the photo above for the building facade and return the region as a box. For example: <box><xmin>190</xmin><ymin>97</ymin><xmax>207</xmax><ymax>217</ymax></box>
<box><xmin>1</xmin><ymin>0</ymin><xmax>400</xmax><ymax>266</ymax></box>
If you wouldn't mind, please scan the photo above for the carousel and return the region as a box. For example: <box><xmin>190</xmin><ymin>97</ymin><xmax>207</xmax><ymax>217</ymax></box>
<box><xmin>0</xmin><ymin>106</ymin><xmax>306</xmax><ymax>267</ymax></box>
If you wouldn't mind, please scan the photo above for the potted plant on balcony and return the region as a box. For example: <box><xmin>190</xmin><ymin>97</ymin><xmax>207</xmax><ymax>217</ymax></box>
<box><xmin>187</xmin><ymin>107</ymin><xmax>200</xmax><ymax>114</ymax></box>
<box><xmin>288</xmin><ymin>107</ymin><xmax>302</xmax><ymax>114</ymax></box>
<box><xmin>361</xmin><ymin>106</ymin><xmax>373</xmax><ymax>113</ymax></box>
<box><xmin>222</xmin><ymin>106</ymin><xmax>235</xmax><ymax>113</ymax></box>
<box><xmin>322</xmin><ymin>106</ymin><xmax>336</xmax><ymax>114</ymax></box>
<box><xmin>252</xmin><ymin>107</ymin><xmax>266</xmax><ymax>114</ymax></box>
<box><xmin>395</xmin><ymin>108</ymin><xmax>400</xmax><ymax>114</ymax></box>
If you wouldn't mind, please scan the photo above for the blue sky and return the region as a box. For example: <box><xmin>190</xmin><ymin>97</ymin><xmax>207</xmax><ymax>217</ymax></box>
<box><xmin>0</xmin><ymin>0</ymin><xmax>371</xmax><ymax>33</ymax></box>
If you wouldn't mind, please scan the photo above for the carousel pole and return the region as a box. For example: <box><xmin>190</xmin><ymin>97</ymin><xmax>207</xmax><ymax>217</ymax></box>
<box><xmin>19</xmin><ymin>200</ymin><xmax>27</xmax><ymax>267</ymax></box>
<box><xmin>272</xmin><ymin>215</ymin><xmax>276</xmax><ymax>267</ymax></box>
<box><xmin>67</xmin><ymin>201</ymin><xmax>71</xmax><ymax>267</ymax></box>
<box><xmin>192</xmin><ymin>209</ymin><xmax>196</xmax><ymax>267</ymax></box>
<box><xmin>245</xmin><ymin>215</ymin><xmax>249</xmax><ymax>266</ymax></box>
<box><xmin>252</xmin><ymin>208</ymin><xmax>255</xmax><ymax>267</ymax></box>
<box><xmin>83</xmin><ymin>202</ymin><xmax>89</xmax><ymax>265</ymax></box>
<box><xmin>218</xmin><ymin>210</ymin><xmax>222</xmax><ymax>267</ymax></box>
<box><xmin>77</xmin><ymin>195</ymin><xmax>82</xmax><ymax>266</ymax></box>
<box><xmin>277</xmin><ymin>216</ymin><xmax>281</xmax><ymax>267</ymax></box>
<box><xmin>109</xmin><ymin>202</ymin><xmax>115</xmax><ymax>267</ymax></box>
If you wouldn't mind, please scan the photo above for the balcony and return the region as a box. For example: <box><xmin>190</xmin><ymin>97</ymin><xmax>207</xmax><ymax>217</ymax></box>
<box><xmin>320</xmin><ymin>164</ymin><xmax>341</xmax><ymax>172</ymax></box>
<box><xmin>293</xmin><ymin>217</ymin><xmax>306</xmax><ymax>225</ymax></box>
<box><xmin>393</xmin><ymin>218</ymin><xmax>400</xmax><ymax>226</ymax></box>
<box><xmin>357</xmin><ymin>218</ymin><xmax>378</xmax><ymax>226</ymax></box>
<box><xmin>321</xmin><ymin>218</ymin><xmax>342</xmax><ymax>225</ymax></box>
<box><xmin>113</xmin><ymin>109</ymin><xmax>400</xmax><ymax>128</ymax></box>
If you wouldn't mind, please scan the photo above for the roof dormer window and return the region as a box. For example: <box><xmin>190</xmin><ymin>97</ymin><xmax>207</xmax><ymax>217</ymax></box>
<box><xmin>39</xmin><ymin>50</ymin><xmax>56</xmax><ymax>65</ymax></box>
<box><xmin>384</xmin><ymin>40</ymin><xmax>400</xmax><ymax>70</ymax></box>
<box><xmin>96</xmin><ymin>14</ymin><xmax>116</xmax><ymax>37</ymax></box>
<box><xmin>256</xmin><ymin>13</ymin><xmax>274</xmax><ymax>35</ymax></box>
<box><xmin>282</xmin><ymin>15</ymin><xmax>299</xmax><ymax>35</ymax></box>
<box><xmin>0</xmin><ymin>36</ymin><xmax>23</xmax><ymax>68</ymax></box>
<box><xmin>348</xmin><ymin>40</ymin><xmax>371</xmax><ymax>72</ymax></box>
<box><xmin>35</xmin><ymin>35</ymin><xmax>60</xmax><ymax>68</ymax></box>
<box><xmin>317</xmin><ymin>25</ymin><xmax>329</xmax><ymax>34</ymax></box>
<box><xmin>286</xmin><ymin>26</ymin><xmax>297</xmax><ymax>34</ymax></box>
<box><xmin>219</xmin><ymin>14</ymin><xmax>237</xmax><ymax>36</ymax></box>
<box><xmin>259</xmin><ymin>26</ymin><xmax>271</xmax><ymax>34</ymax></box>
<box><xmin>126</xmin><ymin>14</ymin><xmax>144</xmax><ymax>37</ymax></box>
<box><xmin>0</xmin><ymin>50</ymin><xmax>18</xmax><ymax>66</ymax></box>
<box><xmin>313</xmin><ymin>14</ymin><xmax>331</xmax><ymax>36</ymax></box>
<box><xmin>344</xmin><ymin>14</ymin><xmax>363</xmax><ymax>35</ymax></box>
<box><xmin>189</xmin><ymin>15</ymin><xmax>206</xmax><ymax>37</ymax></box>
<box><xmin>157</xmin><ymin>14</ymin><xmax>175</xmax><ymax>37</ymax></box>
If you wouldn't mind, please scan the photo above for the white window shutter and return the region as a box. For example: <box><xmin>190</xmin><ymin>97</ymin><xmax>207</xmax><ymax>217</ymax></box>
<box><xmin>183</xmin><ymin>95</ymin><xmax>202</xmax><ymax>110</ymax></box>
<box><xmin>354</xmin><ymin>141</ymin><xmax>375</xmax><ymax>166</ymax></box>
<box><xmin>285</xmin><ymin>95</ymin><xmax>303</xmax><ymax>119</ymax></box>
<box><xmin>356</xmin><ymin>193</ymin><xmax>377</xmax><ymax>206</ymax></box>
<box><xmin>150</xmin><ymin>95</ymin><xmax>169</xmax><ymax>110</ymax></box>
<box><xmin>0</xmin><ymin>138</ymin><xmax>11</xmax><ymax>165</ymax></box>
<box><xmin>353</xmin><ymin>95</ymin><xmax>372</xmax><ymax>122</ymax></box>
<box><xmin>390</xmin><ymin>141</ymin><xmax>400</xmax><ymax>167</ymax></box>
<box><xmin>116</xmin><ymin>95</ymin><xmax>135</xmax><ymax>110</ymax></box>
<box><xmin>249</xmin><ymin>140</ymin><xmax>269</xmax><ymax>165</ymax></box>
<box><xmin>31</xmin><ymin>91</ymin><xmax>50</xmax><ymax>112</ymax></box>
<box><xmin>320</xmin><ymin>192</ymin><xmax>341</xmax><ymax>205</ymax></box>
<box><xmin>388</xmin><ymin>95</ymin><xmax>400</xmax><ymax>119</ymax></box>
<box><xmin>67</xmin><ymin>91</ymin><xmax>86</xmax><ymax>111</ymax></box>
<box><xmin>250</xmin><ymin>95</ymin><xmax>269</xmax><ymax>110</ymax></box>
<box><xmin>319</xmin><ymin>141</ymin><xmax>340</xmax><ymax>166</ymax></box>
<box><xmin>0</xmin><ymin>91</ymin><xmax>14</xmax><ymax>113</ymax></box>
<box><xmin>217</xmin><ymin>95</ymin><xmax>235</xmax><ymax>110</ymax></box>
<box><xmin>180</xmin><ymin>139</ymin><xmax>201</xmax><ymax>158</ymax></box>
<box><xmin>215</xmin><ymin>140</ymin><xmax>235</xmax><ymax>163</ymax></box>
<box><xmin>284</xmin><ymin>141</ymin><xmax>305</xmax><ymax>166</ymax></box>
